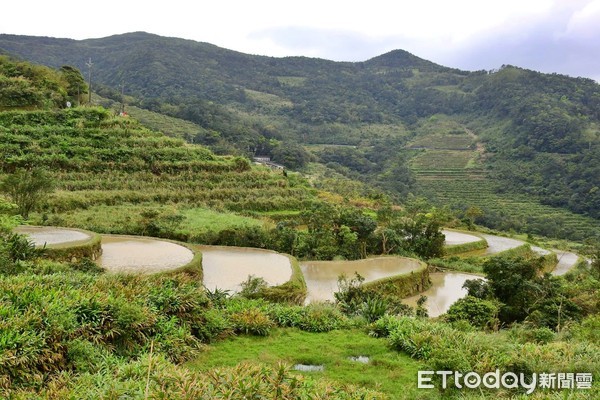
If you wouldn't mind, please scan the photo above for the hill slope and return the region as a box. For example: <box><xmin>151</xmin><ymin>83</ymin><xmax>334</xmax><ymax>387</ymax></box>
<box><xmin>1</xmin><ymin>32</ymin><xmax>598</xmax><ymax>241</ymax></box>
<box><xmin>0</xmin><ymin>56</ymin><xmax>322</xmax><ymax>242</ymax></box>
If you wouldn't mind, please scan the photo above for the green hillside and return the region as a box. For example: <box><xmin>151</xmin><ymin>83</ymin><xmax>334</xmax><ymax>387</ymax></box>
<box><xmin>0</xmin><ymin>56</ymin><xmax>449</xmax><ymax>262</ymax></box>
<box><xmin>0</xmin><ymin>106</ymin><xmax>322</xmax><ymax>238</ymax></box>
<box><xmin>0</xmin><ymin>56</ymin><xmax>324</xmax><ymax>244</ymax></box>
<box><xmin>0</xmin><ymin>33</ymin><xmax>598</xmax><ymax>242</ymax></box>
<box><xmin>1</xmin><ymin>56</ymin><xmax>600</xmax><ymax>400</ymax></box>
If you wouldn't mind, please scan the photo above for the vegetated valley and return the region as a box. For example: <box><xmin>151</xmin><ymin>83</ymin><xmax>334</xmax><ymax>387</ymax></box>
<box><xmin>0</xmin><ymin>35</ymin><xmax>599</xmax><ymax>399</ymax></box>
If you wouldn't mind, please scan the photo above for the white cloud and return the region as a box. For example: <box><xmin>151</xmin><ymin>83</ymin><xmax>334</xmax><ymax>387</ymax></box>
<box><xmin>564</xmin><ymin>0</ymin><xmax>600</xmax><ymax>38</ymax></box>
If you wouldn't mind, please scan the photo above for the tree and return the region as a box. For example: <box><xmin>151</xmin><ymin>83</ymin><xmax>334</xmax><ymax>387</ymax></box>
<box><xmin>339</xmin><ymin>208</ymin><xmax>377</xmax><ymax>258</ymax></box>
<box><xmin>0</xmin><ymin>168</ymin><xmax>54</xmax><ymax>219</ymax></box>
<box><xmin>482</xmin><ymin>256</ymin><xmax>542</xmax><ymax>323</ymax></box>
<box><xmin>271</xmin><ymin>143</ymin><xmax>311</xmax><ymax>169</ymax></box>
<box><xmin>59</xmin><ymin>65</ymin><xmax>87</xmax><ymax>105</ymax></box>
<box><xmin>481</xmin><ymin>256</ymin><xmax>581</xmax><ymax>327</ymax></box>
<box><xmin>445</xmin><ymin>296</ymin><xmax>499</xmax><ymax>329</ymax></box>
<box><xmin>392</xmin><ymin>212</ymin><xmax>445</xmax><ymax>259</ymax></box>
<box><xmin>464</xmin><ymin>206</ymin><xmax>484</xmax><ymax>229</ymax></box>
<box><xmin>463</xmin><ymin>278</ymin><xmax>494</xmax><ymax>299</ymax></box>
<box><xmin>582</xmin><ymin>239</ymin><xmax>600</xmax><ymax>279</ymax></box>
<box><xmin>0</xmin><ymin>198</ymin><xmax>21</xmax><ymax>235</ymax></box>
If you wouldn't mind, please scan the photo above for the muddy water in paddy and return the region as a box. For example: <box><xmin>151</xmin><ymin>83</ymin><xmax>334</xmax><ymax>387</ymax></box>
<box><xmin>97</xmin><ymin>235</ymin><xmax>194</xmax><ymax>274</ymax></box>
<box><xmin>404</xmin><ymin>272</ymin><xmax>483</xmax><ymax>317</ymax></box>
<box><xmin>442</xmin><ymin>230</ymin><xmax>482</xmax><ymax>245</ymax></box>
<box><xmin>15</xmin><ymin>226</ymin><xmax>91</xmax><ymax>246</ymax></box>
<box><xmin>478</xmin><ymin>234</ymin><xmax>526</xmax><ymax>255</ymax></box>
<box><xmin>301</xmin><ymin>257</ymin><xmax>423</xmax><ymax>303</ymax></box>
<box><xmin>552</xmin><ymin>250</ymin><xmax>580</xmax><ymax>276</ymax></box>
<box><xmin>200</xmin><ymin>246</ymin><xmax>292</xmax><ymax>293</ymax></box>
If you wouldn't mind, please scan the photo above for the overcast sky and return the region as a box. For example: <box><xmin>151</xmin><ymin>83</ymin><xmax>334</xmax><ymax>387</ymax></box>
<box><xmin>2</xmin><ymin>0</ymin><xmax>599</xmax><ymax>80</ymax></box>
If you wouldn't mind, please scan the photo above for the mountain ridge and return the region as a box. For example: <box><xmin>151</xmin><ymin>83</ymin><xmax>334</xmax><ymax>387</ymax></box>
<box><xmin>0</xmin><ymin>31</ymin><xmax>450</xmax><ymax>69</ymax></box>
<box><xmin>1</xmin><ymin>31</ymin><xmax>598</xmax><ymax>241</ymax></box>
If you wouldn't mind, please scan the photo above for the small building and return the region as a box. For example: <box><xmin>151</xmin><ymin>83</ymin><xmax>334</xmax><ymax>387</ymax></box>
<box><xmin>253</xmin><ymin>156</ymin><xmax>285</xmax><ymax>171</ymax></box>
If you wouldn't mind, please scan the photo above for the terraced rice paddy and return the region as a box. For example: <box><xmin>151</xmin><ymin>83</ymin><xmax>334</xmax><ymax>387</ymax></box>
<box><xmin>301</xmin><ymin>257</ymin><xmax>424</xmax><ymax>303</ymax></box>
<box><xmin>404</xmin><ymin>272</ymin><xmax>482</xmax><ymax>317</ymax></box>
<box><xmin>200</xmin><ymin>246</ymin><xmax>292</xmax><ymax>293</ymax></box>
<box><xmin>15</xmin><ymin>226</ymin><xmax>91</xmax><ymax>246</ymax></box>
<box><xmin>97</xmin><ymin>235</ymin><xmax>194</xmax><ymax>273</ymax></box>
<box><xmin>411</xmin><ymin>148</ymin><xmax>599</xmax><ymax>240</ymax></box>
<box><xmin>442</xmin><ymin>230</ymin><xmax>481</xmax><ymax>246</ymax></box>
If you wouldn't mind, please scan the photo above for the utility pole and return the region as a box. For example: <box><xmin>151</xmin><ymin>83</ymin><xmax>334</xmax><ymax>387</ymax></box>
<box><xmin>120</xmin><ymin>83</ymin><xmax>125</xmax><ymax>115</ymax></box>
<box><xmin>86</xmin><ymin>58</ymin><xmax>93</xmax><ymax>104</ymax></box>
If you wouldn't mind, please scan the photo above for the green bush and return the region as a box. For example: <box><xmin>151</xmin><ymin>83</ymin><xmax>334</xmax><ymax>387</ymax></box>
<box><xmin>360</xmin><ymin>295</ymin><xmax>389</xmax><ymax>323</ymax></box>
<box><xmin>368</xmin><ymin>315</ymin><xmax>405</xmax><ymax>338</ymax></box>
<box><xmin>444</xmin><ymin>295</ymin><xmax>499</xmax><ymax>329</ymax></box>
<box><xmin>378</xmin><ymin>316</ymin><xmax>600</xmax><ymax>397</ymax></box>
<box><xmin>70</xmin><ymin>257</ymin><xmax>104</xmax><ymax>274</ymax></box>
<box><xmin>508</xmin><ymin>324</ymin><xmax>556</xmax><ymax>344</ymax></box>
<box><xmin>238</xmin><ymin>275</ymin><xmax>268</xmax><ymax>299</ymax></box>
<box><xmin>298</xmin><ymin>303</ymin><xmax>346</xmax><ymax>333</ymax></box>
<box><xmin>65</xmin><ymin>338</ymin><xmax>119</xmax><ymax>374</ymax></box>
<box><xmin>230</xmin><ymin>308</ymin><xmax>274</xmax><ymax>336</ymax></box>
<box><xmin>566</xmin><ymin>314</ymin><xmax>600</xmax><ymax>344</ymax></box>
<box><xmin>152</xmin><ymin>317</ymin><xmax>204</xmax><ymax>363</ymax></box>
<box><xmin>192</xmin><ymin>308</ymin><xmax>232</xmax><ymax>343</ymax></box>
<box><xmin>0</xmin><ymin>270</ymin><xmax>217</xmax><ymax>392</ymax></box>
<box><xmin>266</xmin><ymin>304</ymin><xmax>306</xmax><ymax>327</ymax></box>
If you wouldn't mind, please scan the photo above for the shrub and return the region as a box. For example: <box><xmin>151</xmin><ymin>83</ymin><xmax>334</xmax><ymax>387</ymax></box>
<box><xmin>566</xmin><ymin>314</ymin><xmax>600</xmax><ymax>344</ymax></box>
<box><xmin>388</xmin><ymin>318</ymin><xmax>438</xmax><ymax>359</ymax></box>
<box><xmin>0</xmin><ymin>270</ymin><xmax>217</xmax><ymax>392</ymax></box>
<box><xmin>444</xmin><ymin>296</ymin><xmax>499</xmax><ymax>329</ymax></box>
<box><xmin>10</xmin><ymin>359</ymin><xmax>387</xmax><ymax>399</ymax></box>
<box><xmin>298</xmin><ymin>303</ymin><xmax>346</xmax><ymax>333</ymax></box>
<box><xmin>368</xmin><ymin>315</ymin><xmax>405</xmax><ymax>338</ymax></box>
<box><xmin>334</xmin><ymin>272</ymin><xmax>367</xmax><ymax>316</ymax></box>
<box><xmin>508</xmin><ymin>324</ymin><xmax>556</xmax><ymax>345</ymax></box>
<box><xmin>7</xmin><ymin>233</ymin><xmax>44</xmax><ymax>262</ymax></box>
<box><xmin>65</xmin><ymin>338</ymin><xmax>119</xmax><ymax>374</ymax></box>
<box><xmin>70</xmin><ymin>258</ymin><xmax>104</xmax><ymax>274</ymax></box>
<box><xmin>152</xmin><ymin>317</ymin><xmax>204</xmax><ymax>363</ymax></box>
<box><xmin>230</xmin><ymin>308</ymin><xmax>274</xmax><ymax>336</ymax></box>
<box><xmin>0</xmin><ymin>167</ymin><xmax>55</xmax><ymax>219</ymax></box>
<box><xmin>267</xmin><ymin>304</ymin><xmax>306</xmax><ymax>328</ymax></box>
<box><xmin>204</xmin><ymin>286</ymin><xmax>231</xmax><ymax>309</ymax></box>
<box><xmin>360</xmin><ymin>295</ymin><xmax>389</xmax><ymax>323</ymax></box>
<box><xmin>238</xmin><ymin>275</ymin><xmax>268</xmax><ymax>299</ymax></box>
<box><xmin>192</xmin><ymin>308</ymin><xmax>232</xmax><ymax>343</ymax></box>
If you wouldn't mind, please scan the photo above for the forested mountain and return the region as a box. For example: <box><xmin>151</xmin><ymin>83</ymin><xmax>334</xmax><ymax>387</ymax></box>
<box><xmin>1</xmin><ymin>32</ymin><xmax>598</xmax><ymax>240</ymax></box>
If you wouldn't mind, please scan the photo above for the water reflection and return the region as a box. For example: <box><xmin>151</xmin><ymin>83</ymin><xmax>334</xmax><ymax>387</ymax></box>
<box><xmin>301</xmin><ymin>257</ymin><xmax>423</xmax><ymax>303</ymax></box>
<box><xmin>442</xmin><ymin>230</ymin><xmax>481</xmax><ymax>245</ymax></box>
<box><xmin>404</xmin><ymin>272</ymin><xmax>483</xmax><ymax>317</ymax></box>
<box><xmin>15</xmin><ymin>226</ymin><xmax>91</xmax><ymax>246</ymax></box>
<box><xmin>98</xmin><ymin>235</ymin><xmax>194</xmax><ymax>274</ymax></box>
<box><xmin>200</xmin><ymin>246</ymin><xmax>292</xmax><ymax>293</ymax></box>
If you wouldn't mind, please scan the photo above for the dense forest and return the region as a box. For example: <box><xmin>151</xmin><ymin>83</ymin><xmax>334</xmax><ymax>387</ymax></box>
<box><xmin>1</xmin><ymin>32</ymin><xmax>597</xmax><ymax>242</ymax></box>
